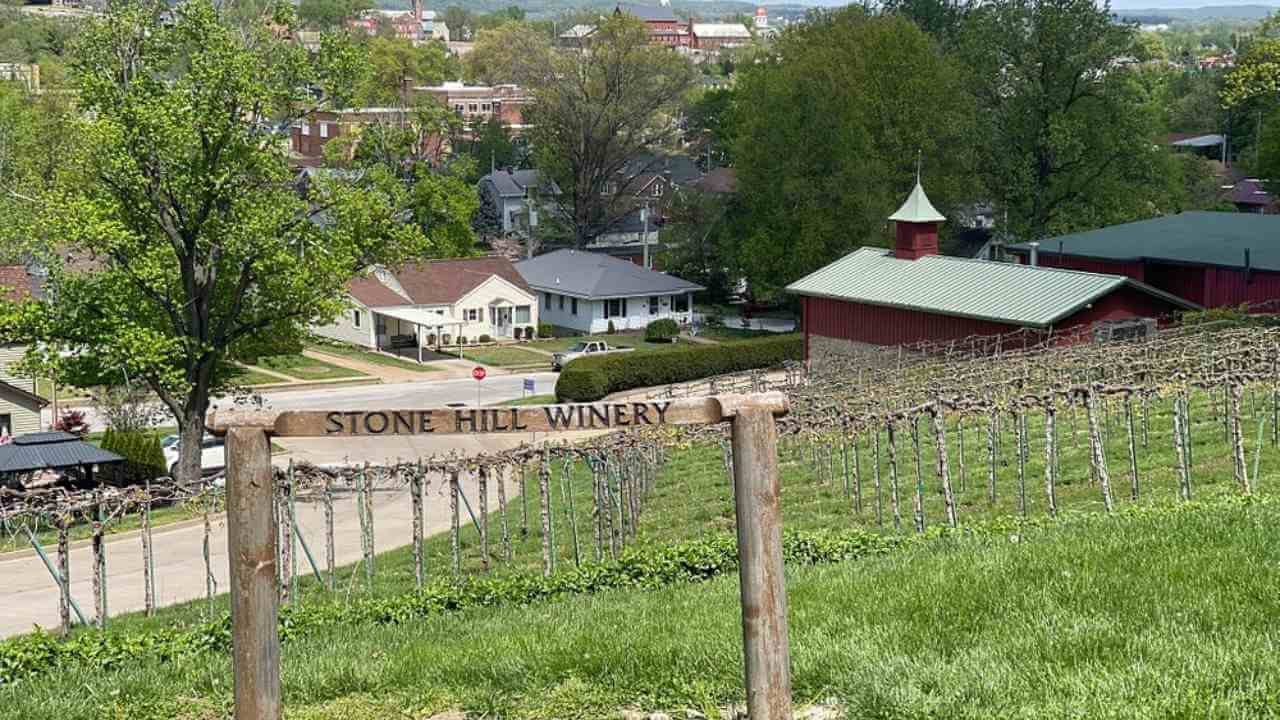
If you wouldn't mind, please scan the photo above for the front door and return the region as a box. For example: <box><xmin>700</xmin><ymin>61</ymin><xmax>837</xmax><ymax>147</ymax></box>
<box><xmin>497</xmin><ymin>307</ymin><xmax>512</xmax><ymax>337</ymax></box>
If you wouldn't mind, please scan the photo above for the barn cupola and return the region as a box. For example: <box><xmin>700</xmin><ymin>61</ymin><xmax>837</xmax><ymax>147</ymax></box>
<box><xmin>889</xmin><ymin>181</ymin><xmax>946</xmax><ymax>261</ymax></box>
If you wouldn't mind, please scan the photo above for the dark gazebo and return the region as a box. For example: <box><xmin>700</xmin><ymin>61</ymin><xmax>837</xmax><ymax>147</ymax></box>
<box><xmin>0</xmin><ymin>431</ymin><xmax>124</xmax><ymax>490</ymax></box>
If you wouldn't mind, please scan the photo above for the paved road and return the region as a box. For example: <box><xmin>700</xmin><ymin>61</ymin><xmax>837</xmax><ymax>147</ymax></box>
<box><xmin>46</xmin><ymin>372</ymin><xmax>561</xmax><ymax>434</ymax></box>
<box><xmin>0</xmin><ymin>461</ymin><xmax>525</xmax><ymax>638</ymax></box>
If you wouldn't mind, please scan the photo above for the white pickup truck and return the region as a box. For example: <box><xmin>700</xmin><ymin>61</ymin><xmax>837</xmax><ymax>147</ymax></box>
<box><xmin>551</xmin><ymin>340</ymin><xmax>634</xmax><ymax>371</ymax></box>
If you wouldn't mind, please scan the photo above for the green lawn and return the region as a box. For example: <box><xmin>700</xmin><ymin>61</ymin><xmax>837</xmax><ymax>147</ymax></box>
<box><xmin>33</xmin><ymin>379</ymin><xmax>89</xmax><ymax>401</ymax></box>
<box><xmin>307</xmin><ymin>342</ymin><xmax>441</xmax><ymax>373</ymax></box>
<box><xmin>500</xmin><ymin>393</ymin><xmax>556</xmax><ymax>406</ymax></box>
<box><xmin>462</xmin><ymin>345</ymin><xmax>548</xmax><ymax>367</ymax></box>
<box><xmin>526</xmin><ymin>334</ymin><xmax>684</xmax><ymax>355</ymax></box>
<box><xmin>229</xmin><ymin>366</ymin><xmax>283</xmax><ymax>386</ymax></box>
<box><xmin>253</xmin><ymin>354</ymin><xmax>366</xmax><ymax>382</ymax></box>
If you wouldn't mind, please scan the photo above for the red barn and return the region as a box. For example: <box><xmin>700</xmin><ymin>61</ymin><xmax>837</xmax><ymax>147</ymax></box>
<box><xmin>787</xmin><ymin>183</ymin><xmax>1197</xmax><ymax>366</ymax></box>
<box><xmin>1008</xmin><ymin>212</ymin><xmax>1280</xmax><ymax>308</ymax></box>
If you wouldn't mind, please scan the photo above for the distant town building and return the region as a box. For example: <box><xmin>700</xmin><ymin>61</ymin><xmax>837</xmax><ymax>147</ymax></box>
<box><xmin>347</xmin><ymin>1</ymin><xmax>449</xmax><ymax>43</ymax></box>
<box><xmin>753</xmin><ymin>6</ymin><xmax>768</xmax><ymax>29</ymax></box>
<box><xmin>415</xmin><ymin>81</ymin><xmax>530</xmax><ymax>135</ymax></box>
<box><xmin>690</xmin><ymin>23</ymin><xmax>751</xmax><ymax>51</ymax></box>
<box><xmin>290</xmin><ymin>107</ymin><xmax>444</xmax><ymax>167</ymax></box>
<box><xmin>615</xmin><ymin>3</ymin><xmax>691</xmax><ymax>47</ymax></box>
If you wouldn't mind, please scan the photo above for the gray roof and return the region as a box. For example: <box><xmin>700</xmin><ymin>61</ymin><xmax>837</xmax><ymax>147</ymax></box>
<box><xmin>0</xmin><ymin>431</ymin><xmax>124</xmax><ymax>473</ymax></box>
<box><xmin>1171</xmin><ymin>133</ymin><xmax>1225</xmax><ymax>148</ymax></box>
<box><xmin>786</xmin><ymin>247</ymin><xmax>1196</xmax><ymax>328</ymax></box>
<box><xmin>615</xmin><ymin>3</ymin><xmax>677</xmax><ymax>22</ymax></box>
<box><xmin>480</xmin><ymin>169</ymin><xmax>561</xmax><ymax>198</ymax></box>
<box><xmin>516</xmin><ymin>249</ymin><xmax>703</xmax><ymax>299</ymax></box>
<box><xmin>620</xmin><ymin>153</ymin><xmax>701</xmax><ymax>185</ymax></box>
<box><xmin>1011</xmin><ymin>212</ymin><xmax>1280</xmax><ymax>272</ymax></box>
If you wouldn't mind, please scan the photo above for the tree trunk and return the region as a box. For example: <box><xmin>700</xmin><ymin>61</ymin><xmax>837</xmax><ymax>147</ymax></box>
<box><xmin>176</xmin><ymin>399</ymin><xmax>210</xmax><ymax>488</ymax></box>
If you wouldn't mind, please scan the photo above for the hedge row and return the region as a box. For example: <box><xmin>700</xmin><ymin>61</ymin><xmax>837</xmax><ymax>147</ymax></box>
<box><xmin>555</xmin><ymin>334</ymin><xmax>803</xmax><ymax>402</ymax></box>
<box><xmin>0</xmin><ymin>528</ymin><xmax>899</xmax><ymax>686</ymax></box>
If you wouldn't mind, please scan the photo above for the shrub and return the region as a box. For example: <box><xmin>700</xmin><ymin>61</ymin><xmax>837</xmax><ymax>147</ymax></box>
<box><xmin>537</xmin><ymin>323</ymin><xmax>553</xmax><ymax>339</ymax></box>
<box><xmin>425</xmin><ymin>334</ymin><xmax>436</xmax><ymax>346</ymax></box>
<box><xmin>607</xmin><ymin>320</ymin><xmax>616</xmax><ymax>334</ymax></box>
<box><xmin>53</xmin><ymin>410</ymin><xmax>90</xmax><ymax>438</ymax></box>
<box><xmin>457</xmin><ymin>335</ymin><xmax>467</xmax><ymax>345</ymax></box>
<box><xmin>479</xmin><ymin>334</ymin><xmax>492</xmax><ymax>344</ymax></box>
<box><xmin>644</xmin><ymin>318</ymin><xmax>679</xmax><ymax>343</ymax></box>
<box><xmin>100</xmin><ymin>429</ymin><xmax>167</xmax><ymax>484</ymax></box>
<box><xmin>555</xmin><ymin>334</ymin><xmax>802</xmax><ymax>402</ymax></box>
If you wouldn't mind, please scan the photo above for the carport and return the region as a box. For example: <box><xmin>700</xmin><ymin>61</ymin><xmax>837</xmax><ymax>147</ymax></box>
<box><xmin>0</xmin><ymin>431</ymin><xmax>124</xmax><ymax>490</ymax></box>
<box><xmin>371</xmin><ymin>306</ymin><xmax>466</xmax><ymax>362</ymax></box>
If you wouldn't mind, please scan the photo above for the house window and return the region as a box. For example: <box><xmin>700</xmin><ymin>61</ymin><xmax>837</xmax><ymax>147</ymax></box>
<box><xmin>672</xmin><ymin>295</ymin><xmax>689</xmax><ymax>312</ymax></box>
<box><xmin>466</xmin><ymin>308</ymin><xmax>480</xmax><ymax>322</ymax></box>
<box><xmin>481</xmin><ymin>103</ymin><xmax>491</xmax><ymax>112</ymax></box>
<box><xmin>571</xmin><ymin>297</ymin><xmax>578</xmax><ymax>316</ymax></box>
<box><xmin>559</xmin><ymin>295</ymin><xmax>564</xmax><ymax>311</ymax></box>
<box><xmin>604</xmin><ymin>298</ymin><xmax>628</xmax><ymax>318</ymax></box>
<box><xmin>469</xmin><ymin>103</ymin><xmax>478</xmax><ymax>113</ymax></box>
<box><xmin>649</xmin><ymin>296</ymin><xmax>659</xmax><ymax>314</ymax></box>
<box><xmin>301</xmin><ymin>123</ymin><xmax>310</xmax><ymax>136</ymax></box>
<box><xmin>0</xmin><ymin>414</ymin><xmax>10</xmax><ymax>436</ymax></box>
<box><xmin>652</xmin><ymin>183</ymin><xmax>663</xmax><ymax>197</ymax></box>
<box><xmin>352</xmin><ymin>309</ymin><xmax>362</xmax><ymax>327</ymax></box>
<box><xmin>319</xmin><ymin>122</ymin><xmax>329</xmax><ymax>138</ymax></box>
<box><xmin>515</xmin><ymin>305</ymin><xmax>531</xmax><ymax>323</ymax></box>
<box><xmin>545</xmin><ymin>292</ymin><xmax>552</xmax><ymax>309</ymax></box>
<box><xmin>454</xmin><ymin>103</ymin><xmax>464</xmax><ymax>114</ymax></box>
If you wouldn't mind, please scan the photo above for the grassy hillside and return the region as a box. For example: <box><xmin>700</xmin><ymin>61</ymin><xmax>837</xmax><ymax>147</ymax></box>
<box><xmin>4</xmin><ymin>497</ymin><xmax>1278</xmax><ymax>719</ymax></box>
<box><xmin>3</xmin><ymin>386</ymin><xmax>1279</xmax><ymax>718</ymax></box>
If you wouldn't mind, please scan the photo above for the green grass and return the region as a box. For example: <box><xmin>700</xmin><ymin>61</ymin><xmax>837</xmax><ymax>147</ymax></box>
<box><xmin>229</xmin><ymin>366</ymin><xmax>283</xmax><ymax>386</ymax></box>
<box><xmin>500</xmin><ymin>393</ymin><xmax>556</xmax><ymax>406</ymax></box>
<box><xmin>253</xmin><ymin>354</ymin><xmax>366</xmax><ymax>382</ymax></box>
<box><xmin>8</xmin><ymin>498</ymin><xmax>1278</xmax><ymax>719</ymax></box>
<box><xmin>306</xmin><ymin>342</ymin><xmax>441</xmax><ymax>373</ymax></box>
<box><xmin>461</xmin><ymin>345</ymin><xmax>549</xmax><ymax>367</ymax></box>
<box><xmin>0</xmin><ymin>502</ymin><xmax>201</xmax><ymax>555</ymax></box>
<box><xmin>7</xmin><ymin>386</ymin><xmax>1280</xmax><ymax>718</ymax></box>
<box><xmin>526</xmin><ymin>334</ymin><xmax>692</xmax><ymax>356</ymax></box>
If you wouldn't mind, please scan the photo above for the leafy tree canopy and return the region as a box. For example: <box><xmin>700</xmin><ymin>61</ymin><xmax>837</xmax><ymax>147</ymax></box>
<box><xmin>1</xmin><ymin>0</ymin><xmax>433</xmax><ymax>484</ymax></box>
<box><xmin>729</xmin><ymin>8</ymin><xmax>980</xmax><ymax>293</ymax></box>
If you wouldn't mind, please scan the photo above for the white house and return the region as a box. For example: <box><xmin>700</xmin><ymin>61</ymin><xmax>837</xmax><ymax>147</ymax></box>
<box><xmin>515</xmin><ymin>249</ymin><xmax>703</xmax><ymax>334</ymax></box>
<box><xmin>313</xmin><ymin>256</ymin><xmax>540</xmax><ymax>360</ymax></box>
<box><xmin>0</xmin><ymin>266</ymin><xmax>46</xmax><ymax>437</ymax></box>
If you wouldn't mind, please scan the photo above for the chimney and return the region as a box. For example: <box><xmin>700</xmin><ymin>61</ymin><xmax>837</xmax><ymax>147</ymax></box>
<box><xmin>1028</xmin><ymin>241</ymin><xmax>1040</xmax><ymax>267</ymax></box>
<box><xmin>888</xmin><ymin>182</ymin><xmax>946</xmax><ymax>260</ymax></box>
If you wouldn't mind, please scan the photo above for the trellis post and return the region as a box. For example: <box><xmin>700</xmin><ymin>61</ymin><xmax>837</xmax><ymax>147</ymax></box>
<box><xmin>225</xmin><ymin>426</ymin><xmax>280</xmax><ymax>720</ymax></box>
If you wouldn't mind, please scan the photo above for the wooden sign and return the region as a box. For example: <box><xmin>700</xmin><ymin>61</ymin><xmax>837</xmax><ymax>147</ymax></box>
<box><xmin>207</xmin><ymin>396</ymin><xmax>786</xmax><ymax>438</ymax></box>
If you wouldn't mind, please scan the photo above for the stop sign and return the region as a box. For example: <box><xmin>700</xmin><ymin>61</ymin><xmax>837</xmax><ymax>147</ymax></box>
<box><xmin>472</xmin><ymin>366</ymin><xmax>486</xmax><ymax>381</ymax></box>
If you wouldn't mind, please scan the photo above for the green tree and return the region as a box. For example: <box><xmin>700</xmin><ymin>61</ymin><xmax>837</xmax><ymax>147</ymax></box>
<box><xmin>730</xmin><ymin>8</ymin><xmax>979</xmax><ymax>293</ymax></box>
<box><xmin>2</xmin><ymin>0</ymin><xmax>432</xmax><ymax>485</ymax></box>
<box><xmin>879</xmin><ymin>0</ymin><xmax>973</xmax><ymax>46</ymax></box>
<box><xmin>462</xmin><ymin>21</ymin><xmax>554</xmax><ymax>86</ymax></box>
<box><xmin>686</xmin><ymin>87</ymin><xmax>737</xmax><ymax>167</ymax></box>
<box><xmin>960</xmin><ymin>0</ymin><xmax>1174</xmax><ymax>240</ymax></box>
<box><xmin>1256</xmin><ymin>107</ymin><xmax>1280</xmax><ymax>196</ymax></box>
<box><xmin>462</xmin><ymin>115</ymin><xmax>519</xmax><ymax>181</ymax></box>
<box><xmin>0</xmin><ymin>83</ymin><xmax>78</xmax><ymax>262</ymax></box>
<box><xmin>365</xmin><ymin>37</ymin><xmax>456</xmax><ymax>106</ymax></box>
<box><xmin>1221</xmin><ymin>13</ymin><xmax>1280</xmax><ymax>110</ymax></box>
<box><xmin>297</xmin><ymin>0</ymin><xmax>372</xmax><ymax>30</ymax></box>
<box><xmin>528</xmin><ymin>14</ymin><xmax>695</xmax><ymax>247</ymax></box>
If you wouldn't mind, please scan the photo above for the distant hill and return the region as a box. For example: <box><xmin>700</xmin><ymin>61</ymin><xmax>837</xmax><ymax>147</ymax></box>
<box><xmin>1114</xmin><ymin>4</ymin><xmax>1278</xmax><ymax>20</ymax></box>
<box><xmin>385</xmin><ymin>0</ymin><xmax>812</xmax><ymax>21</ymax></box>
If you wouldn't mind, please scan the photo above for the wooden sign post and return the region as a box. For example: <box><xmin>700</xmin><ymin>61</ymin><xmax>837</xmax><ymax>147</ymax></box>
<box><xmin>211</xmin><ymin>392</ymin><xmax>792</xmax><ymax>720</ymax></box>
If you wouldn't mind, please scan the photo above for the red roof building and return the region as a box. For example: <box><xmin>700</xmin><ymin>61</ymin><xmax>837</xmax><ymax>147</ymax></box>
<box><xmin>787</xmin><ymin>185</ymin><xmax>1196</xmax><ymax>366</ymax></box>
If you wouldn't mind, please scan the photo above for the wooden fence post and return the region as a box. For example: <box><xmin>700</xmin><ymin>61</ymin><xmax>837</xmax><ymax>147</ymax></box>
<box><xmin>728</xmin><ymin>400</ymin><xmax>792</xmax><ymax>720</ymax></box>
<box><xmin>225</xmin><ymin>426</ymin><xmax>280</xmax><ymax>720</ymax></box>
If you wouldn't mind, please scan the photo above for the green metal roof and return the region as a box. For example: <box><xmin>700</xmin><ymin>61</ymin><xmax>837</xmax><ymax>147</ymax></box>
<box><xmin>785</xmin><ymin>248</ymin><xmax>1197</xmax><ymax>328</ymax></box>
<box><xmin>1011</xmin><ymin>211</ymin><xmax>1280</xmax><ymax>272</ymax></box>
<box><xmin>888</xmin><ymin>182</ymin><xmax>946</xmax><ymax>223</ymax></box>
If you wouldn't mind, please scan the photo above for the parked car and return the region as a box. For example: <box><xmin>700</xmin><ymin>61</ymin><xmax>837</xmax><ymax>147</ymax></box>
<box><xmin>162</xmin><ymin>434</ymin><xmax>226</xmax><ymax>480</ymax></box>
<box><xmin>551</xmin><ymin>340</ymin><xmax>634</xmax><ymax>371</ymax></box>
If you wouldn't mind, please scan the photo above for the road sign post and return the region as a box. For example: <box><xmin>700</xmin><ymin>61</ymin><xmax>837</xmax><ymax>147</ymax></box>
<box><xmin>473</xmin><ymin>366</ymin><xmax>486</xmax><ymax>406</ymax></box>
<box><xmin>210</xmin><ymin>392</ymin><xmax>792</xmax><ymax>720</ymax></box>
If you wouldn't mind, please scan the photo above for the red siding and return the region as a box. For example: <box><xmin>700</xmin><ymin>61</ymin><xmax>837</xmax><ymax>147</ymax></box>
<box><xmin>802</xmin><ymin>284</ymin><xmax>1186</xmax><ymax>359</ymax></box>
<box><xmin>804</xmin><ymin>296</ymin><xmax>1020</xmax><ymax>348</ymax></box>
<box><xmin>1032</xmin><ymin>254</ymin><xmax>1280</xmax><ymax>309</ymax></box>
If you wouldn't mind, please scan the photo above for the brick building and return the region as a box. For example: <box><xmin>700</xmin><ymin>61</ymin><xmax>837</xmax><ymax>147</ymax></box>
<box><xmin>290</xmin><ymin>108</ymin><xmax>444</xmax><ymax>167</ymax></box>
<box><xmin>415</xmin><ymin>81</ymin><xmax>530</xmax><ymax>135</ymax></box>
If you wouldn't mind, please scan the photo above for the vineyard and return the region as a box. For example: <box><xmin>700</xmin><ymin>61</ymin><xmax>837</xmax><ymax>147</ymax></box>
<box><xmin>3</xmin><ymin>312</ymin><xmax>1280</xmax><ymax>718</ymax></box>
